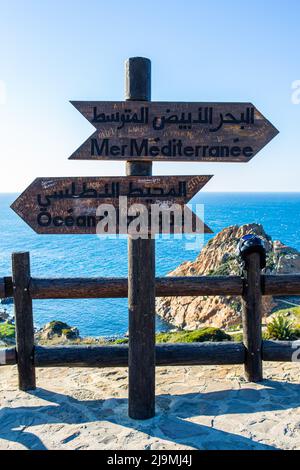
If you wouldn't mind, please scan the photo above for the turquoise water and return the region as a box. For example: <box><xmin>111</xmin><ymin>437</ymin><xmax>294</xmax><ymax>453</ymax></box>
<box><xmin>1</xmin><ymin>193</ymin><xmax>300</xmax><ymax>337</ymax></box>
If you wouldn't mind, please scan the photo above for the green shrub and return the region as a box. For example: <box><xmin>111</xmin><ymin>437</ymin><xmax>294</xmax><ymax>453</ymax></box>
<box><xmin>0</xmin><ymin>322</ymin><xmax>15</xmax><ymax>341</ymax></box>
<box><xmin>265</xmin><ymin>314</ymin><xmax>297</xmax><ymax>340</ymax></box>
<box><xmin>61</xmin><ymin>328</ymin><xmax>73</xmax><ymax>339</ymax></box>
<box><xmin>266</xmin><ymin>253</ymin><xmax>276</xmax><ymax>271</ymax></box>
<box><xmin>155</xmin><ymin>327</ymin><xmax>231</xmax><ymax>344</ymax></box>
<box><xmin>227</xmin><ymin>324</ymin><xmax>242</xmax><ymax>332</ymax></box>
<box><xmin>231</xmin><ymin>332</ymin><xmax>243</xmax><ymax>342</ymax></box>
<box><xmin>48</xmin><ymin>320</ymin><xmax>70</xmax><ymax>334</ymax></box>
<box><xmin>262</xmin><ymin>330</ymin><xmax>269</xmax><ymax>340</ymax></box>
<box><xmin>209</xmin><ymin>262</ymin><xmax>231</xmax><ymax>276</ymax></box>
<box><xmin>270</xmin><ymin>306</ymin><xmax>300</xmax><ymax>320</ymax></box>
<box><xmin>112</xmin><ymin>328</ymin><xmax>231</xmax><ymax>345</ymax></box>
<box><xmin>113</xmin><ymin>338</ymin><xmax>129</xmax><ymax>344</ymax></box>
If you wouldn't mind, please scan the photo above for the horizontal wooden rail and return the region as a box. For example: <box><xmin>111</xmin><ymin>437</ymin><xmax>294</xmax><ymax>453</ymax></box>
<box><xmin>1</xmin><ymin>341</ymin><xmax>299</xmax><ymax>367</ymax></box>
<box><xmin>262</xmin><ymin>274</ymin><xmax>300</xmax><ymax>296</ymax></box>
<box><xmin>34</xmin><ymin>342</ymin><xmax>245</xmax><ymax>367</ymax></box>
<box><xmin>29</xmin><ymin>275</ymin><xmax>243</xmax><ymax>299</ymax></box>
<box><xmin>0</xmin><ymin>342</ymin><xmax>243</xmax><ymax>367</ymax></box>
<box><xmin>30</xmin><ymin>277</ymin><xmax>128</xmax><ymax>299</ymax></box>
<box><xmin>262</xmin><ymin>340</ymin><xmax>300</xmax><ymax>362</ymax></box>
<box><xmin>158</xmin><ymin>276</ymin><xmax>243</xmax><ymax>297</ymax></box>
<box><xmin>1</xmin><ymin>274</ymin><xmax>300</xmax><ymax>300</ymax></box>
<box><xmin>0</xmin><ymin>277</ymin><xmax>13</xmax><ymax>299</ymax></box>
<box><xmin>0</xmin><ymin>347</ymin><xmax>16</xmax><ymax>365</ymax></box>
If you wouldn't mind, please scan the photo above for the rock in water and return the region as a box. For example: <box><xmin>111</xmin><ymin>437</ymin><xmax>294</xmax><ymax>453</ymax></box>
<box><xmin>156</xmin><ymin>223</ymin><xmax>300</xmax><ymax>330</ymax></box>
<box><xmin>36</xmin><ymin>320</ymin><xmax>80</xmax><ymax>342</ymax></box>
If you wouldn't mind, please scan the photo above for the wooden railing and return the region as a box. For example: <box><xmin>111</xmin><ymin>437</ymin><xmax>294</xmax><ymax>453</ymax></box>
<box><xmin>2</xmin><ymin>273</ymin><xmax>300</xmax><ymax>299</ymax></box>
<box><xmin>1</xmin><ymin>251</ymin><xmax>300</xmax><ymax>394</ymax></box>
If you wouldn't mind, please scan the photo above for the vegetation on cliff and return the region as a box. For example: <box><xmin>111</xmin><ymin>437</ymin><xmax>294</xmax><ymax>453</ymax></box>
<box><xmin>156</xmin><ymin>223</ymin><xmax>300</xmax><ymax>330</ymax></box>
<box><xmin>0</xmin><ymin>322</ymin><xmax>15</xmax><ymax>343</ymax></box>
<box><xmin>155</xmin><ymin>327</ymin><xmax>231</xmax><ymax>343</ymax></box>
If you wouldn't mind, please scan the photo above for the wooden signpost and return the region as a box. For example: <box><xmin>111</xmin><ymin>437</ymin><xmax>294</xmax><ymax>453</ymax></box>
<box><xmin>70</xmin><ymin>101</ymin><xmax>278</xmax><ymax>162</ymax></box>
<box><xmin>11</xmin><ymin>175</ymin><xmax>212</xmax><ymax>234</ymax></box>
<box><xmin>11</xmin><ymin>56</ymin><xmax>279</xmax><ymax>420</ymax></box>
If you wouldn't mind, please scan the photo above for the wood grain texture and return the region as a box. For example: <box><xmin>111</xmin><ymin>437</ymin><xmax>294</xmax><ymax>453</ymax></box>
<box><xmin>28</xmin><ymin>275</ymin><xmax>243</xmax><ymax>299</ymax></box>
<box><xmin>34</xmin><ymin>342</ymin><xmax>245</xmax><ymax>367</ymax></box>
<box><xmin>125</xmin><ymin>57</ymin><xmax>151</xmax><ymax>101</ymax></box>
<box><xmin>11</xmin><ymin>175</ymin><xmax>212</xmax><ymax>235</ymax></box>
<box><xmin>128</xmin><ymin>233</ymin><xmax>156</xmax><ymax>419</ymax></box>
<box><xmin>0</xmin><ymin>347</ymin><xmax>17</xmax><ymax>365</ymax></box>
<box><xmin>263</xmin><ymin>274</ymin><xmax>300</xmax><ymax>296</ymax></box>
<box><xmin>69</xmin><ymin>101</ymin><xmax>278</xmax><ymax>162</ymax></box>
<box><xmin>12</xmin><ymin>252</ymin><xmax>36</xmax><ymax>391</ymax></box>
<box><xmin>126</xmin><ymin>57</ymin><xmax>156</xmax><ymax>420</ymax></box>
<box><xmin>242</xmin><ymin>252</ymin><xmax>263</xmax><ymax>382</ymax></box>
<box><xmin>3</xmin><ymin>273</ymin><xmax>300</xmax><ymax>300</ymax></box>
<box><xmin>0</xmin><ymin>277</ymin><xmax>13</xmax><ymax>298</ymax></box>
<box><xmin>262</xmin><ymin>340</ymin><xmax>300</xmax><ymax>362</ymax></box>
<box><xmin>1</xmin><ymin>341</ymin><xmax>298</xmax><ymax>368</ymax></box>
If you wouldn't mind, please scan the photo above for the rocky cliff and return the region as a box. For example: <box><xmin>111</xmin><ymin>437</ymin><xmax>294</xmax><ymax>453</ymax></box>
<box><xmin>156</xmin><ymin>223</ymin><xmax>300</xmax><ymax>329</ymax></box>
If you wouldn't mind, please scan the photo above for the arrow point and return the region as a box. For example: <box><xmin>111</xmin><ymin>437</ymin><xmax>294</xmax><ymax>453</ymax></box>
<box><xmin>69</xmin><ymin>130</ymin><xmax>98</xmax><ymax>160</ymax></box>
<box><xmin>204</xmin><ymin>224</ymin><xmax>213</xmax><ymax>234</ymax></box>
<box><xmin>186</xmin><ymin>175</ymin><xmax>214</xmax><ymax>200</ymax></box>
<box><xmin>69</xmin><ymin>101</ymin><xmax>82</xmax><ymax>113</ymax></box>
<box><xmin>273</xmin><ymin>125</ymin><xmax>280</xmax><ymax>136</ymax></box>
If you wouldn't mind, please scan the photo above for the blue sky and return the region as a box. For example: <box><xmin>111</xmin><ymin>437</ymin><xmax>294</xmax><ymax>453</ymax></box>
<box><xmin>0</xmin><ymin>0</ymin><xmax>299</xmax><ymax>192</ymax></box>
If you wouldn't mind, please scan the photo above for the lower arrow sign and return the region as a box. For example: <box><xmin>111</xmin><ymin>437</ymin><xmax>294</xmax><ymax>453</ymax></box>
<box><xmin>11</xmin><ymin>176</ymin><xmax>213</xmax><ymax>235</ymax></box>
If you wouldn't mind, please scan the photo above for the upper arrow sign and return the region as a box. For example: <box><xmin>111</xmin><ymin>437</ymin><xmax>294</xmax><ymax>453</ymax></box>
<box><xmin>69</xmin><ymin>101</ymin><xmax>279</xmax><ymax>162</ymax></box>
<box><xmin>11</xmin><ymin>175</ymin><xmax>212</xmax><ymax>235</ymax></box>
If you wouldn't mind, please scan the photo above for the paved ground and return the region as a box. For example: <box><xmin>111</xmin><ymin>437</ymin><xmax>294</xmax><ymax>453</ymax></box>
<box><xmin>0</xmin><ymin>362</ymin><xmax>299</xmax><ymax>450</ymax></box>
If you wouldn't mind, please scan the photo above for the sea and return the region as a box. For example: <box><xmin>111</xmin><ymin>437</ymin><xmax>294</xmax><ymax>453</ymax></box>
<box><xmin>1</xmin><ymin>192</ymin><xmax>300</xmax><ymax>337</ymax></box>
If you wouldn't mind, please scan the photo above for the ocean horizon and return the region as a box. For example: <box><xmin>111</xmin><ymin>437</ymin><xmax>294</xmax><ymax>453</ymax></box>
<box><xmin>1</xmin><ymin>192</ymin><xmax>300</xmax><ymax>337</ymax></box>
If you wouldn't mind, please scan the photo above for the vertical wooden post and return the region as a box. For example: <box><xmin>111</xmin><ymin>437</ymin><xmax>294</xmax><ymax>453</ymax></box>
<box><xmin>12</xmin><ymin>252</ymin><xmax>36</xmax><ymax>391</ymax></box>
<box><xmin>242</xmin><ymin>252</ymin><xmax>263</xmax><ymax>382</ymax></box>
<box><xmin>125</xmin><ymin>57</ymin><xmax>156</xmax><ymax>419</ymax></box>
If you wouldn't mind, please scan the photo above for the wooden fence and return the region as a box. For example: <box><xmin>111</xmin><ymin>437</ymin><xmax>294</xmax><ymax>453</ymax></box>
<box><xmin>1</xmin><ymin>250</ymin><xmax>300</xmax><ymax>409</ymax></box>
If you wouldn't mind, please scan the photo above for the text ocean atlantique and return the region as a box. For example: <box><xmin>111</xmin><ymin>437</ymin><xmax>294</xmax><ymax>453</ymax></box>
<box><xmin>91</xmin><ymin>137</ymin><xmax>254</xmax><ymax>159</ymax></box>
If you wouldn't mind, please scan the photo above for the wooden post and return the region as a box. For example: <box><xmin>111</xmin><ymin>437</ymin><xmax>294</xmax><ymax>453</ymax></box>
<box><xmin>125</xmin><ymin>57</ymin><xmax>156</xmax><ymax>419</ymax></box>
<box><xmin>12</xmin><ymin>252</ymin><xmax>36</xmax><ymax>391</ymax></box>
<box><xmin>242</xmin><ymin>252</ymin><xmax>263</xmax><ymax>382</ymax></box>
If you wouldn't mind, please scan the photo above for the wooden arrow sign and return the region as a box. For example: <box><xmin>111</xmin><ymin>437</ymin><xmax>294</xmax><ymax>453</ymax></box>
<box><xmin>11</xmin><ymin>176</ymin><xmax>213</xmax><ymax>234</ymax></box>
<box><xmin>69</xmin><ymin>101</ymin><xmax>278</xmax><ymax>162</ymax></box>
